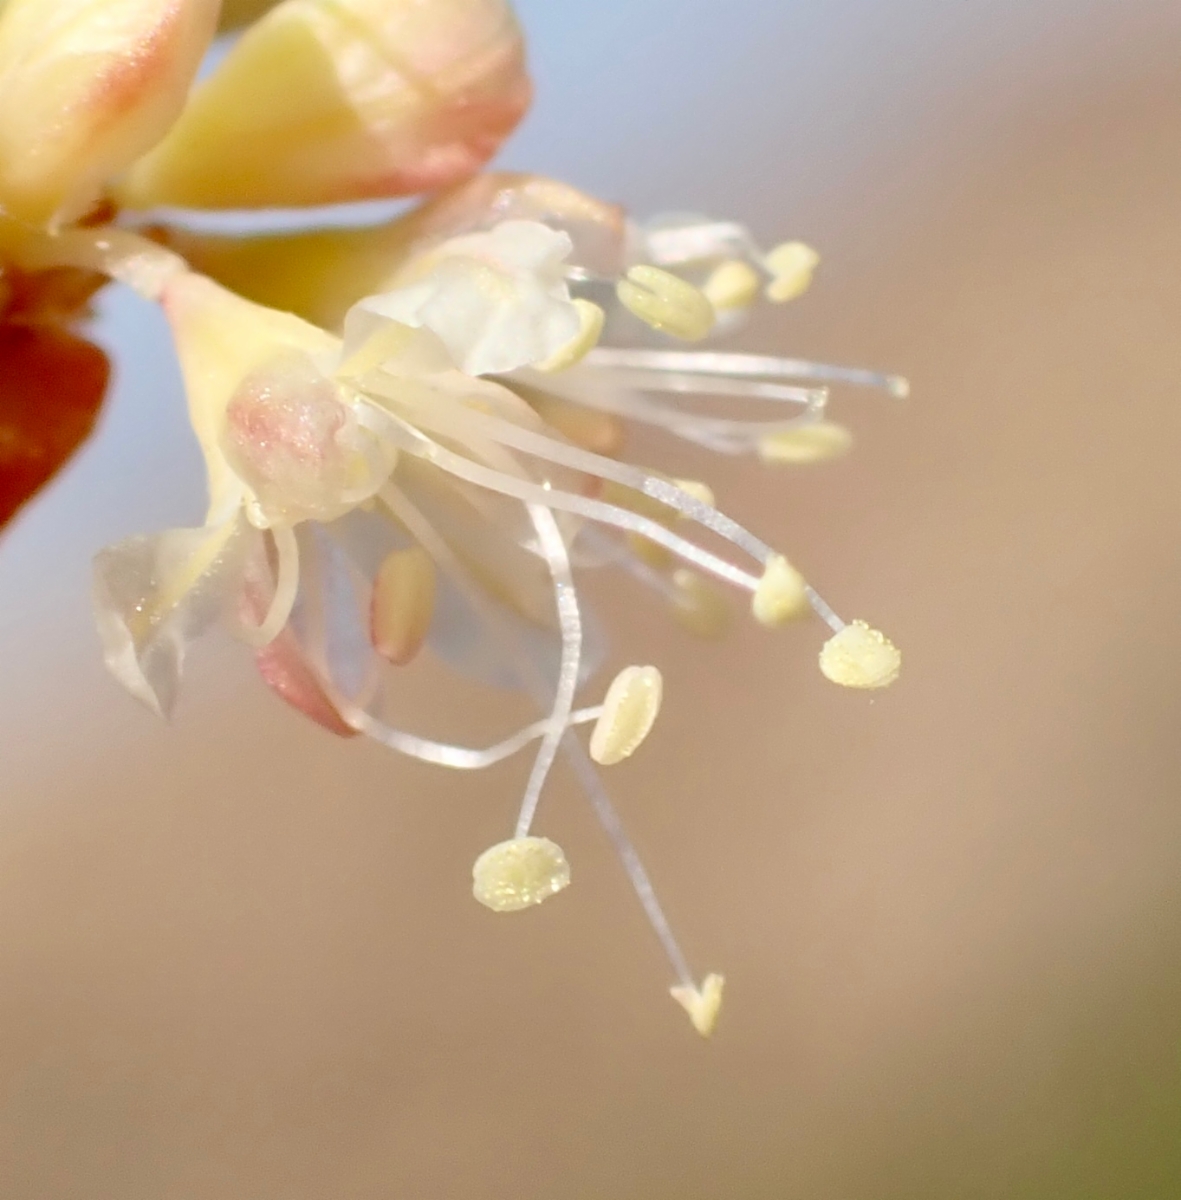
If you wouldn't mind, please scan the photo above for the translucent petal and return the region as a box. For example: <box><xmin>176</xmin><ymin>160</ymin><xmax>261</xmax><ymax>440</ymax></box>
<box><xmin>92</xmin><ymin>518</ymin><xmax>251</xmax><ymax>717</ymax></box>
<box><xmin>118</xmin><ymin>0</ymin><xmax>530</xmax><ymax>210</ymax></box>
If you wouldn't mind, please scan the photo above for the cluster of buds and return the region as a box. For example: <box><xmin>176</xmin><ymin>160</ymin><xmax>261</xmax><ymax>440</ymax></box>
<box><xmin>0</xmin><ymin>0</ymin><xmax>905</xmax><ymax>1036</ymax></box>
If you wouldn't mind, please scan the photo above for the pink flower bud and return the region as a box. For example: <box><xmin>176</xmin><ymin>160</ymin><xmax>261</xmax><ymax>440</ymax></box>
<box><xmin>120</xmin><ymin>0</ymin><xmax>532</xmax><ymax>210</ymax></box>
<box><xmin>0</xmin><ymin>0</ymin><xmax>220</xmax><ymax>224</ymax></box>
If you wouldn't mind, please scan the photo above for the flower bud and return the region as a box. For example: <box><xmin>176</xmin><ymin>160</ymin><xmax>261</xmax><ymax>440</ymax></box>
<box><xmin>0</xmin><ymin>0</ymin><xmax>220</xmax><ymax>224</ymax></box>
<box><xmin>120</xmin><ymin>0</ymin><xmax>531</xmax><ymax>210</ymax></box>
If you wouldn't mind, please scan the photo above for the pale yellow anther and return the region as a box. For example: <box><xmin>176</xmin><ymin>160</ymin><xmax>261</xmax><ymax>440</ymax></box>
<box><xmin>472</xmin><ymin>837</ymin><xmax>571</xmax><ymax>913</ymax></box>
<box><xmin>757</xmin><ymin>421</ymin><xmax>853</xmax><ymax>465</ymax></box>
<box><xmin>672</xmin><ymin>479</ymin><xmax>716</xmax><ymax>509</ymax></box>
<box><xmin>751</xmin><ymin>554</ymin><xmax>810</xmax><ymax>627</ymax></box>
<box><xmin>370</xmin><ymin>546</ymin><xmax>436</xmax><ymax>666</ymax></box>
<box><xmin>616</xmin><ymin>265</ymin><xmax>715</xmax><ymax>341</ymax></box>
<box><xmin>670</xmin><ymin>973</ymin><xmax>725</xmax><ymax>1038</ymax></box>
<box><xmin>589</xmin><ymin>665</ymin><xmax>663</xmax><ymax>766</ymax></box>
<box><xmin>819</xmin><ymin>620</ymin><xmax>901</xmax><ymax>689</ymax></box>
<box><xmin>670</xmin><ymin>569</ymin><xmax>732</xmax><ymax>639</ymax></box>
<box><xmin>702</xmin><ymin>259</ymin><xmax>761</xmax><ymax>311</ymax></box>
<box><xmin>534</xmin><ymin>298</ymin><xmax>605</xmax><ymax>372</ymax></box>
<box><xmin>764</xmin><ymin>241</ymin><xmax>820</xmax><ymax>303</ymax></box>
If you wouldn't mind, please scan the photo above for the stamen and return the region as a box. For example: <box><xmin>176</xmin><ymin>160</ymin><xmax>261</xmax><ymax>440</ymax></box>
<box><xmin>670</xmin><ymin>973</ymin><xmax>725</xmax><ymax>1038</ymax></box>
<box><xmin>534</xmin><ymin>298</ymin><xmax>605</xmax><ymax>372</ymax></box>
<box><xmin>371</xmin><ymin>545</ymin><xmax>436</xmax><ymax>665</ymax></box>
<box><xmin>616</xmin><ymin>265</ymin><xmax>715</xmax><ymax>341</ymax></box>
<box><xmin>819</xmin><ymin>620</ymin><xmax>901</xmax><ymax>688</ymax></box>
<box><xmin>472</xmin><ymin>837</ymin><xmax>571</xmax><ymax>912</ymax></box>
<box><xmin>513</xmin><ymin>505</ymin><xmax>583</xmax><ymax>839</ymax></box>
<box><xmin>583</xmin><ymin>347</ymin><xmax>908</xmax><ymax>399</ymax></box>
<box><xmin>384</xmin><ymin>485</ymin><xmax>707</xmax><ymax>995</ymax></box>
<box><xmin>589</xmin><ymin>665</ymin><xmax>663</xmax><ymax>766</ymax></box>
<box><xmin>239</xmin><ymin>524</ymin><xmax>300</xmax><ymax>648</ymax></box>
<box><xmin>751</xmin><ymin>554</ymin><xmax>810</xmax><ymax>627</ymax></box>
<box><xmin>702</xmin><ymin>259</ymin><xmax>761</xmax><ymax>311</ymax></box>
<box><xmin>671</xmin><ymin>479</ymin><xmax>716</xmax><ymax>509</ymax></box>
<box><xmin>763</xmin><ymin>241</ymin><xmax>819</xmax><ymax>303</ymax></box>
<box><xmin>758</xmin><ymin>421</ymin><xmax>853</xmax><ymax>464</ymax></box>
<box><xmin>367</xmin><ymin>408</ymin><xmax>764</xmax><ymax>592</ymax></box>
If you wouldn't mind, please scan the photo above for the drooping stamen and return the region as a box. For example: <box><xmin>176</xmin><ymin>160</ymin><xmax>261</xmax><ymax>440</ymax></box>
<box><xmin>758</xmin><ymin>421</ymin><xmax>853</xmax><ymax>464</ymax></box>
<box><xmin>512</xmin><ymin>504</ymin><xmax>583</xmax><ymax>840</ymax></box>
<box><xmin>383</xmin><ymin>484</ymin><xmax>708</xmax><ymax>995</ymax></box>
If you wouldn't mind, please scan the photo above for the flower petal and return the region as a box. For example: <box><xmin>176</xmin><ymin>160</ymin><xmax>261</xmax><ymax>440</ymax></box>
<box><xmin>93</xmin><ymin>518</ymin><xmax>251</xmax><ymax>717</ymax></box>
<box><xmin>159</xmin><ymin>271</ymin><xmax>340</xmax><ymax>520</ymax></box>
<box><xmin>350</xmin><ymin>220</ymin><xmax>581</xmax><ymax>376</ymax></box>
<box><xmin>0</xmin><ymin>0</ymin><xmax>220</xmax><ymax>223</ymax></box>
<box><xmin>119</xmin><ymin>0</ymin><xmax>530</xmax><ymax>210</ymax></box>
<box><xmin>160</xmin><ymin>173</ymin><xmax>628</xmax><ymax>331</ymax></box>
<box><xmin>0</xmin><ymin>322</ymin><xmax>109</xmax><ymax>532</ymax></box>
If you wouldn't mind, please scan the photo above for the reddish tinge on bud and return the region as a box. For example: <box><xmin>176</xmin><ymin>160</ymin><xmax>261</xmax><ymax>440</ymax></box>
<box><xmin>120</xmin><ymin>0</ymin><xmax>532</xmax><ymax>210</ymax></box>
<box><xmin>0</xmin><ymin>0</ymin><xmax>221</xmax><ymax>225</ymax></box>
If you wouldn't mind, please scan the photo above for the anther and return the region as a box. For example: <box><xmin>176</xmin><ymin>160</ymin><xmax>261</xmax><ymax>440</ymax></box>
<box><xmin>819</xmin><ymin>620</ymin><xmax>901</xmax><ymax>689</ymax></box>
<box><xmin>702</xmin><ymin>259</ymin><xmax>761</xmax><ymax>311</ymax></box>
<box><xmin>616</xmin><ymin>265</ymin><xmax>715</xmax><ymax>341</ymax></box>
<box><xmin>534</xmin><ymin>298</ymin><xmax>605</xmax><ymax>372</ymax></box>
<box><xmin>589</xmin><ymin>664</ymin><xmax>663</xmax><ymax>766</ymax></box>
<box><xmin>763</xmin><ymin>241</ymin><xmax>819</xmax><ymax>303</ymax></box>
<box><xmin>672</xmin><ymin>479</ymin><xmax>716</xmax><ymax>509</ymax></box>
<box><xmin>371</xmin><ymin>546</ymin><xmax>436</xmax><ymax>665</ymax></box>
<box><xmin>751</xmin><ymin>554</ymin><xmax>810</xmax><ymax>627</ymax></box>
<box><xmin>670</xmin><ymin>973</ymin><xmax>725</xmax><ymax>1038</ymax></box>
<box><xmin>757</xmin><ymin>421</ymin><xmax>853</xmax><ymax>465</ymax></box>
<box><xmin>472</xmin><ymin>837</ymin><xmax>571</xmax><ymax>912</ymax></box>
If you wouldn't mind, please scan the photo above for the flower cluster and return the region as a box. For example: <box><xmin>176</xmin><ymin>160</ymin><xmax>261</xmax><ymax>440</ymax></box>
<box><xmin>0</xmin><ymin>0</ymin><xmax>905</xmax><ymax>1036</ymax></box>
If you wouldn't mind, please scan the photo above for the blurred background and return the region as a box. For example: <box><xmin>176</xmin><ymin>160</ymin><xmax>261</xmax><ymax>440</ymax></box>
<box><xmin>2</xmin><ymin>0</ymin><xmax>1180</xmax><ymax>1196</ymax></box>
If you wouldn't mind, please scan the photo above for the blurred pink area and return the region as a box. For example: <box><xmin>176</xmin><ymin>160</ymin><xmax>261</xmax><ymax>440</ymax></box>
<box><xmin>0</xmin><ymin>2</ymin><xmax>1179</xmax><ymax>1197</ymax></box>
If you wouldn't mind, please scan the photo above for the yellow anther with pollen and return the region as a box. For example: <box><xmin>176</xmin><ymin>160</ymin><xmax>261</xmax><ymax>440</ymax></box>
<box><xmin>819</xmin><ymin>620</ymin><xmax>901</xmax><ymax>689</ymax></box>
<box><xmin>670</xmin><ymin>973</ymin><xmax>725</xmax><ymax>1038</ymax></box>
<box><xmin>670</xmin><ymin>569</ymin><xmax>732</xmax><ymax>639</ymax></box>
<box><xmin>534</xmin><ymin>298</ymin><xmax>605</xmax><ymax>372</ymax></box>
<box><xmin>672</xmin><ymin>478</ymin><xmax>716</xmax><ymax>509</ymax></box>
<box><xmin>472</xmin><ymin>837</ymin><xmax>571</xmax><ymax>912</ymax></box>
<box><xmin>590</xmin><ymin>664</ymin><xmax>663</xmax><ymax>766</ymax></box>
<box><xmin>370</xmin><ymin>546</ymin><xmax>436</xmax><ymax>666</ymax></box>
<box><xmin>764</xmin><ymin>241</ymin><xmax>820</xmax><ymax>303</ymax></box>
<box><xmin>757</xmin><ymin>421</ymin><xmax>853</xmax><ymax>465</ymax></box>
<box><xmin>702</xmin><ymin>259</ymin><xmax>761</xmax><ymax>311</ymax></box>
<box><xmin>751</xmin><ymin>554</ymin><xmax>810</xmax><ymax>627</ymax></box>
<box><xmin>616</xmin><ymin>265</ymin><xmax>715</xmax><ymax>341</ymax></box>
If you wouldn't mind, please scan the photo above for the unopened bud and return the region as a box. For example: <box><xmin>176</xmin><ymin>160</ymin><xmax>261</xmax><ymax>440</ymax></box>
<box><xmin>120</xmin><ymin>0</ymin><xmax>531</xmax><ymax>210</ymax></box>
<box><xmin>0</xmin><ymin>0</ymin><xmax>220</xmax><ymax>223</ymax></box>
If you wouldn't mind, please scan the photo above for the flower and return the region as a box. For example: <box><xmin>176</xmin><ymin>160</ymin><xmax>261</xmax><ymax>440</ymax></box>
<box><xmin>0</xmin><ymin>0</ymin><xmax>530</xmax><ymax>531</ymax></box>
<box><xmin>94</xmin><ymin>201</ymin><xmax>905</xmax><ymax>1036</ymax></box>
